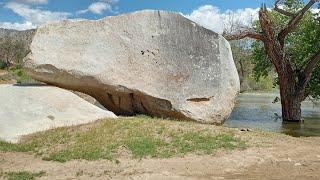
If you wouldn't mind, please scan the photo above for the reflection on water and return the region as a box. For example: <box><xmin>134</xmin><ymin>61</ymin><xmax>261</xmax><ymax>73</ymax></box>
<box><xmin>224</xmin><ymin>92</ymin><xmax>320</xmax><ymax>137</ymax></box>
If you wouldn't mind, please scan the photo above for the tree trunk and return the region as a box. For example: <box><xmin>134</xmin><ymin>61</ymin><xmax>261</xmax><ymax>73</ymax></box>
<box><xmin>239</xmin><ymin>58</ymin><xmax>245</xmax><ymax>84</ymax></box>
<box><xmin>280</xmin><ymin>91</ymin><xmax>302</xmax><ymax>122</ymax></box>
<box><xmin>279</xmin><ymin>73</ymin><xmax>303</xmax><ymax>122</ymax></box>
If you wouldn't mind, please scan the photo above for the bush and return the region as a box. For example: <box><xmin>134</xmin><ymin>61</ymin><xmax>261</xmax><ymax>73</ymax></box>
<box><xmin>0</xmin><ymin>61</ymin><xmax>7</xmax><ymax>69</ymax></box>
<box><xmin>10</xmin><ymin>64</ymin><xmax>32</xmax><ymax>84</ymax></box>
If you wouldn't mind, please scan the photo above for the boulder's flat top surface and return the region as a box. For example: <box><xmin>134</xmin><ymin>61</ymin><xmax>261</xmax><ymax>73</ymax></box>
<box><xmin>0</xmin><ymin>84</ymin><xmax>116</xmax><ymax>143</ymax></box>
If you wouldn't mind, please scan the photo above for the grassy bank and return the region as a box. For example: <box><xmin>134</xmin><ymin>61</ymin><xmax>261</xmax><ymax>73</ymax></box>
<box><xmin>0</xmin><ymin>116</ymin><xmax>247</xmax><ymax>163</ymax></box>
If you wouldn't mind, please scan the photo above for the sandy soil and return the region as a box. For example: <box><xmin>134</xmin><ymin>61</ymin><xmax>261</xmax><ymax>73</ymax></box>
<box><xmin>0</xmin><ymin>70</ymin><xmax>16</xmax><ymax>84</ymax></box>
<box><xmin>0</xmin><ymin>70</ymin><xmax>7</xmax><ymax>76</ymax></box>
<box><xmin>1</xmin><ymin>131</ymin><xmax>320</xmax><ymax>180</ymax></box>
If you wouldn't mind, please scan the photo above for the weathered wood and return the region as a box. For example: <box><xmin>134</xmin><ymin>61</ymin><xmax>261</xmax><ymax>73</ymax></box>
<box><xmin>304</xmin><ymin>51</ymin><xmax>320</xmax><ymax>81</ymax></box>
<box><xmin>223</xmin><ymin>30</ymin><xmax>264</xmax><ymax>41</ymax></box>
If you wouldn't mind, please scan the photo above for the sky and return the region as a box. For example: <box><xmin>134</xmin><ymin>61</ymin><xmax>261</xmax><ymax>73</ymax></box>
<box><xmin>0</xmin><ymin>0</ymin><xmax>318</xmax><ymax>33</ymax></box>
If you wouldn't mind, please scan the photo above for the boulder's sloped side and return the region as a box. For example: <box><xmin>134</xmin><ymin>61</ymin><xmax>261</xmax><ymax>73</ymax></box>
<box><xmin>0</xmin><ymin>85</ymin><xmax>117</xmax><ymax>143</ymax></box>
<box><xmin>25</xmin><ymin>10</ymin><xmax>240</xmax><ymax>124</ymax></box>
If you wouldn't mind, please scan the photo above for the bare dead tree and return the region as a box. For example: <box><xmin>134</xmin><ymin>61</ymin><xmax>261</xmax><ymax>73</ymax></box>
<box><xmin>223</xmin><ymin>11</ymin><xmax>254</xmax><ymax>85</ymax></box>
<box><xmin>0</xmin><ymin>37</ymin><xmax>25</xmax><ymax>69</ymax></box>
<box><xmin>223</xmin><ymin>0</ymin><xmax>320</xmax><ymax>122</ymax></box>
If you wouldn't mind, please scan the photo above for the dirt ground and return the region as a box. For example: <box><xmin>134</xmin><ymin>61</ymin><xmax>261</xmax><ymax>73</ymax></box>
<box><xmin>0</xmin><ymin>70</ymin><xmax>16</xmax><ymax>84</ymax></box>
<box><xmin>1</xmin><ymin>131</ymin><xmax>320</xmax><ymax>180</ymax></box>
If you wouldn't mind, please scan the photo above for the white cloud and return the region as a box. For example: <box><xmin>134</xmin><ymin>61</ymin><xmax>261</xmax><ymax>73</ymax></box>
<box><xmin>185</xmin><ymin>5</ymin><xmax>319</xmax><ymax>34</ymax></box>
<box><xmin>5</xmin><ymin>2</ymin><xmax>70</xmax><ymax>25</ymax></box>
<box><xmin>0</xmin><ymin>21</ymin><xmax>36</xmax><ymax>30</ymax></box>
<box><xmin>184</xmin><ymin>5</ymin><xmax>259</xmax><ymax>33</ymax></box>
<box><xmin>184</xmin><ymin>6</ymin><xmax>224</xmax><ymax>33</ymax></box>
<box><xmin>88</xmin><ymin>2</ymin><xmax>111</xmax><ymax>14</ymax></box>
<box><xmin>311</xmin><ymin>8</ymin><xmax>319</xmax><ymax>14</ymax></box>
<box><xmin>15</xmin><ymin>0</ymin><xmax>48</xmax><ymax>4</ymax></box>
<box><xmin>77</xmin><ymin>0</ymin><xmax>118</xmax><ymax>15</ymax></box>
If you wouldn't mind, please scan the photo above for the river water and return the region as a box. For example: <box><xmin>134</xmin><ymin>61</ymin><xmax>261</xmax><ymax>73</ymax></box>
<box><xmin>224</xmin><ymin>92</ymin><xmax>320</xmax><ymax>137</ymax></box>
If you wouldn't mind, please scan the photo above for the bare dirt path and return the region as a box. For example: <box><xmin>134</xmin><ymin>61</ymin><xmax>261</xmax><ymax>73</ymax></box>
<box><xmin>1</xmin><ymin>132</ymin><xmax>320</xmax><ymax>180</ymax></box>
<box><xmin>0</xmin><ymin>70</ymin><xmax>7</xmax><ymax>76</ymax></box>
<box><xmin>0</xmin><ymin>70</ymin><xmax>16</xmax><ymax>84</ymax></box>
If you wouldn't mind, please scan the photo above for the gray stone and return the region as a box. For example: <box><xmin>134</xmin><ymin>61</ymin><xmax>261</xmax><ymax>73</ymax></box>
<box><xmin>0</xmin><ymin>84</ymin><xmax>117</xmax><ymax>143</ymax></box>
<box><xmin>24</xmin><ymin>10</ymin><xmax>240</xmax><ymax>124</ymax></box>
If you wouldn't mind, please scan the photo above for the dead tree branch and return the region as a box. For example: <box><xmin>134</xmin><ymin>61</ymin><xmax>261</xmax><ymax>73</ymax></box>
<box><xmin>278</xmin><ymin>0</ymin><xmax>317</xmax><ymax>45</ymax></box>
<box><xmin>222</xmin><ymin>30</ymin><xmax>264</xmax><ymax>41</ymax></box>
<box><xmin>274</xmin><ymin>0</ymin><xmax>295</xmax><ymax>16</ymax></box>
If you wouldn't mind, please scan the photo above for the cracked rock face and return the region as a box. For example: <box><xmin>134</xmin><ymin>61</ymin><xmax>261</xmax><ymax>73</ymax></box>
<box><xmin>24</xmin><ymin>10</ymin><xmax>240</xmax><ymax>124</ymax></box>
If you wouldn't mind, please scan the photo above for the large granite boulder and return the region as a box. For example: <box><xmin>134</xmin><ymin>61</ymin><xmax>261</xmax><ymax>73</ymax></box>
<box><xmin>24</xmin><ymin>10</ymin><xmax>240</xmax><ymax>124</ymax></box>
<box><xmin>0</xmin><ymin>84</ymin><xmax>117</xmax><ymax>143</ymax></box>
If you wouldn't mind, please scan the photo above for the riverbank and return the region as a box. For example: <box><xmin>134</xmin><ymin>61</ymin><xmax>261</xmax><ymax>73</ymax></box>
<box><xmin>1</xmin><ymin>116</ymin><xmax>320</xmax><ymax>179</ymax></box>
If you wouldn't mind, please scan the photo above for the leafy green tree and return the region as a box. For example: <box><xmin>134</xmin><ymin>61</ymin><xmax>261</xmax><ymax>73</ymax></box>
<box><xmin>224</xmin><ymin>0</ymin><xmax>320</xmax><ymax>122</ymax></box>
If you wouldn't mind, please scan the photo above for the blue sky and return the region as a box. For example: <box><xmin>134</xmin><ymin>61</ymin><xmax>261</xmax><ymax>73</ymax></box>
<box><xmin>0</xmin><ymin>0</ymin><xmax>274</xmax><ymax>21</ymax></box>
<box><xmin>0</xmin><ymin>0</ymin><xmax>317</xmax><ymax>31</ymax></box>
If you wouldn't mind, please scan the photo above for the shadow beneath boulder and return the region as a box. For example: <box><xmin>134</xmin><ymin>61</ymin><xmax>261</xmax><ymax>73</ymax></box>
<box><xmin>13</xmin><ymin>83</ymin><xmax>47</xmax><ymax>87</ymax></box>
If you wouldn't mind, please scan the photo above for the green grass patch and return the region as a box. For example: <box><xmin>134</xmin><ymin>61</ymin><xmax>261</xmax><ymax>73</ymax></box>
<box><xmin>0</xmin><ymin>171</ymin><xmax>46</xmax><ymax>180</ymax></box>
<box><xmin>0</xmin><ymin>116</ymin><xmax>247</xmax><ymax>162</ymax></box>
<box><xmin>10</xmin><ymin>65</ymin><xmax>32</xmax><ymax>84</ymax></box>
<box><xmin>0</xmin><ymin>65</ymin><xmax>32</xmax><ymax>84</ymax></box>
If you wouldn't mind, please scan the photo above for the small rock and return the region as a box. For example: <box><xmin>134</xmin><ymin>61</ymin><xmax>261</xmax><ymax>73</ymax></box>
<box><xmin>294</xmin><ymin>163</ymin><xmax>302</xmax><ymax>166</ymax></box>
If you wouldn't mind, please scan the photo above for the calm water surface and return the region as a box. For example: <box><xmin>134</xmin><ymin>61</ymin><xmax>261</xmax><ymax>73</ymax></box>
<box><xmin>224</xmin><ymin>92</ymin><xmax>320</xmax><ymax>137</ymax></box>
